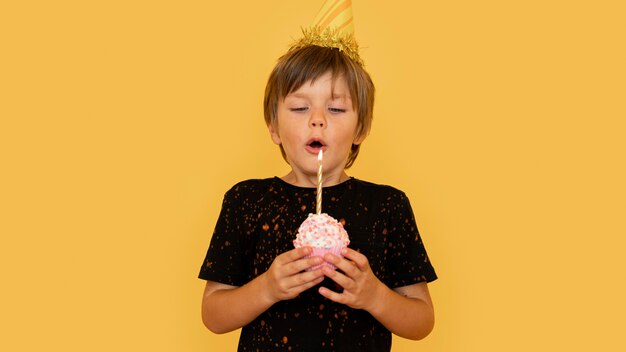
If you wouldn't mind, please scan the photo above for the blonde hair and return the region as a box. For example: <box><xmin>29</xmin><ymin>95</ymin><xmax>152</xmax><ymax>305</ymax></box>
<box><xmin>263</xmin><ymin>45</ymin><xmax>375</xmax><ymax>169</ymax></box>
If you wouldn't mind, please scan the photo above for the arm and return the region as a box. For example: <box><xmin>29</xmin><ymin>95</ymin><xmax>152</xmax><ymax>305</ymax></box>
<box><xmin>319</xmin><ymin>248</ymin><xmax>435</xmax><ymax>340</ymax></box>
<box><xmin>369</xmin><ymin>282</ymin><xmax>434</xmax><ymax>340</ymax></box>
<box><xmin>201</xmin><ymin>247</ymin><xmax>325</xmax><ymax>334</ymax></box>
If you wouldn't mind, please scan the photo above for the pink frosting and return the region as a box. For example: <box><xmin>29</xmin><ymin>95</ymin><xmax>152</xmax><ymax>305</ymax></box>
<box><xmin>293</xmin><ymin>213</ymin><xmax>350</xmax><ymax>249</ymax></box>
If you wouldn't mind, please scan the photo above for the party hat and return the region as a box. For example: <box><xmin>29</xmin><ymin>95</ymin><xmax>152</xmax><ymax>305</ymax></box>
<box><xmin>289</xmin><ymin>0</ymin><xmax>363</xmax><ymax>66</ymax></box>
<box><xmin>312</xmin><ymin>0</ymin><xmax>355</xmax><ymax>37</ymax></box>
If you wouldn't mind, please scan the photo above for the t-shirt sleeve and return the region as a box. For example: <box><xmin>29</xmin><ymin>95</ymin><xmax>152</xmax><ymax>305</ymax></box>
<box><xmin>385</xmin><ymin>191</ymin><xmax>437</xmax><ymax>288</ymax></box>
<box><xmin>198</xmin><ymin>185</ymin><xmax>249</xmax><ymax>286</ymax></box>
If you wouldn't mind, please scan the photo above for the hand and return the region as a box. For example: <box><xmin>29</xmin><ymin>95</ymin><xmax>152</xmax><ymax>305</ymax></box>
<box><xmin>261</xmin><ymin>247</ymin><xmax>325</xmax><ymax>304</ymax></box>
<box><xmin>318</xmin><ymin>248</ymin><xmax>387</xmax><ymax>311</ymax></box>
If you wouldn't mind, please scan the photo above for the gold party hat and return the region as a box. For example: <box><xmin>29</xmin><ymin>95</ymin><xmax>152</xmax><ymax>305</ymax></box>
<box><xmin>312</xmin><ymin>0</ymin><xmax>355</xmax><ymax>36</ymax></box>
<box><xmin>289</xmin><ymin>0</ymin><xmax>363</xmax><ymax>66</ymax></box>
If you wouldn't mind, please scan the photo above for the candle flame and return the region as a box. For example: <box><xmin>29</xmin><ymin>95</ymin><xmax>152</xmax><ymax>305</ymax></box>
<box><xmin>318</xmin><ymin>149</ymin><xmax>323</xmax><ymax>161</ymax></box>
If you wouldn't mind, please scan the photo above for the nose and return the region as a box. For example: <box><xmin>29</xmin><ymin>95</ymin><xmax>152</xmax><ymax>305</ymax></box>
<box><xmin>309</xmin><ymin>109</ymin><xmax>326</xmax><ymax>128</ymax></box>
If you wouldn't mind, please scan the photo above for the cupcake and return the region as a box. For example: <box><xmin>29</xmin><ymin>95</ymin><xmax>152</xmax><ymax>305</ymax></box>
<box><xmin>293</xmin><ymin>213</ymin><xmax>350</xmax><ymax>270</ymax></box>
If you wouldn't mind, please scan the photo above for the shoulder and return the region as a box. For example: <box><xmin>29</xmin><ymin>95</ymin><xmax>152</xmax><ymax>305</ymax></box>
<box><xmin>350</xmin><ymin>178</ymin><xmax>408</xmax><ymax>200</ymax></box>
<box><xmin>348</xmin><ymin>179</ymin><xmax>414</xmax><ymax>216</ymax></box>
<box><xmin>221</xmin><ymin>178</ymin><xmax>277</xmax><ymax>204</ymax></box>
<box><xmin>225</xmin><ymin>178</ymin><xmax>277</xmax><ymax>195</ymax></box>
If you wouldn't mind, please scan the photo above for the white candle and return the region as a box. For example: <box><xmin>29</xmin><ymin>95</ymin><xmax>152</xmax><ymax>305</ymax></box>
<box><xmin>316</xmin><ymin>150</ymin><xmax>323</xmax><ymax>215</ymax></box>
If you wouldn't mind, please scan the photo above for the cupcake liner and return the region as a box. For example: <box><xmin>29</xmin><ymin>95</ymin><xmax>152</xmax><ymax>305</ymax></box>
<box><xmin>306</xmin><ymin>246</ymin><xmax>345</xmax><ymax>271</ymax></box>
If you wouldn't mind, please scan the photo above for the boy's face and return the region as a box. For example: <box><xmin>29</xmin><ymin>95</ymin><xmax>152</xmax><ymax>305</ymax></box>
<box><xmin>269</xmin><ymin>71</ymin><xmax>364</xmax><ymax>181</ymax></box>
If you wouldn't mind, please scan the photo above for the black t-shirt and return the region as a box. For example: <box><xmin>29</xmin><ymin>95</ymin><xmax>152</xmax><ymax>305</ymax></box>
<box><xmin>199</xmin><ymin>177</ymin><xmax>437</xmax><ymax>351</ymax></box>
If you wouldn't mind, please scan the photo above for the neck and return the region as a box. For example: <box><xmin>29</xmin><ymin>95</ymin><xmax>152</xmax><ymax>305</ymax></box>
<box><xmin>281</xmin><ymin>170</ymin><xmax>350</xmax><ymax>188</ymax></box>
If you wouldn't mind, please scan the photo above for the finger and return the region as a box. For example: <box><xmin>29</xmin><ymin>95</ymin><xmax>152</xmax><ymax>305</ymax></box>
<box><xmin>285</xmin><ymin>256</ymin><xmax>323</xmax><ymax>276</ymax></box>
<box><xmin>277</xmin><ymin>246</ymin><xmax>312</xmax><ymax>265</ymax></box>
<box><xmin>290</xmin><ymin>270</ymin><xmax>325</xmax><ymax>291</ymax></box>
<box><xmin>341</xmin><ymin>248</ymin><xmax>370</xmax><ymax>270</ymax></box>
<box><xmin>281</xmin><ymin>269</ymin><xmax>324</xmax><ymax>295</ymax></box>
<box><xmin>324</xmin><ymin>253</ymin><xmax>360</xmax><ymax>279</ymax></box>
<box><xmin>300</xmin><ymin>275</ymin><xmax>325</xmax><ymax>291</ymax></box>
<box><xmin>318</xmin><ymin>285</ymin><xmax>347</xmax><ymax>304</ymax></box>
<box><xmin>321</xmin><ymin>264</ymin><xmax>353</xmax><ymax>290</ymax></box>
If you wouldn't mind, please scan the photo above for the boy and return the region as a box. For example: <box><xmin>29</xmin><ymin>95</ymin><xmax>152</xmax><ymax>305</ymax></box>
<box><xmin>199</xmin><ymin>25</ymin><xmax>437</xmax><ymax>352</ymax></box>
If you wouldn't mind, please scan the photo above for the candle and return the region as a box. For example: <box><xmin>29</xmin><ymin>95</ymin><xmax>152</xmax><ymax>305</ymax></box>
<box><xmin>316</xmin><ymin>150</ymin><xmax>323</xmax><ymax>215</ymax></box>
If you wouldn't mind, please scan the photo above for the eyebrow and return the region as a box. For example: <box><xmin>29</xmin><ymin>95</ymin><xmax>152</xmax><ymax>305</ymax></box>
<box><xmin>331</xmin><ymin>93</ymin><xmax>350</xmax><ymax>100</ymax></box>
<box><xmin>285</xmin><ymin>92</ymin><xmax>351</xmax><ymax>101</ymax></box>
<box><xmin>285</xmin><ymin>93</ymin><xmax>309</xmax><ymax>99</ymax></box>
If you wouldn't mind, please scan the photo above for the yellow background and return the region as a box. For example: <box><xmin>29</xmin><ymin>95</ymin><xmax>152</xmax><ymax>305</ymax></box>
<box><xmin>1</xmin><ymin>0</ymin><xmax>625</xmax><ymax>350</ymax></box>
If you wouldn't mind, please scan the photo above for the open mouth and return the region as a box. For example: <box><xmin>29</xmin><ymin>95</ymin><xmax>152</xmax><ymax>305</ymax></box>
<box><xmin>309</xmin><ymin>141</ymin><xmax>324</xmax><ymax>148</ymax></box>
<box><xmin>306</xmin><ymin>139</ymin><xmax>326</xmax><ymax>153</ymax></box>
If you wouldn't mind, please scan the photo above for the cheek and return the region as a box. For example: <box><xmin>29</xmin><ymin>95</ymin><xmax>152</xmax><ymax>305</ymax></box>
<box><xmin>340</xmin><ymin>122</ymin><xmax>360</xmax><ymax>143</ymax></box>
<box><xmin>276</xmin><ymin>129</ymin><xmax>302</xmax><ymax>152</ymax></box>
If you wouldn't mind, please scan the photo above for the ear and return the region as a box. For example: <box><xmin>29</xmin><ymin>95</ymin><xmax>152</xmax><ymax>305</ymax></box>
<box><xmin>268</xmin><ymin>123</ymin><xmax>282</xmax><ymax>145</ymax></box>
<box><xmin>353</xmin><ymin>130</ymin><xmax>367</xmax><ymax>146</ymax></box>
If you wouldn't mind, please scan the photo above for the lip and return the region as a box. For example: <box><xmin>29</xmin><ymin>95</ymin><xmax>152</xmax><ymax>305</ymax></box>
<box><xmin>305</xmin><ymin>137</ymin><xmax>327</xmax><ymax>154</ymax></box>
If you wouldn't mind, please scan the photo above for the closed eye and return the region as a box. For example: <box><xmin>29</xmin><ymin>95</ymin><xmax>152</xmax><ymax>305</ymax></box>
<box><xmin>328</xmin><ymin>107</ymin><xmax>346</xmax><ymax>113</ymax></box>
<box><xmin>290</xmin><ymin>107</ymin><xmax>309</xmax><ymax>112</ymax></box>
